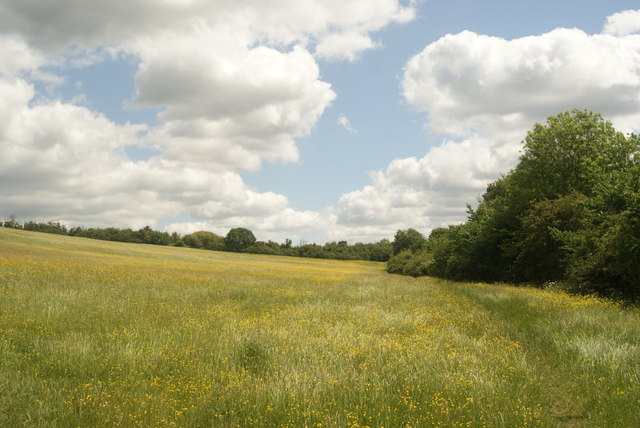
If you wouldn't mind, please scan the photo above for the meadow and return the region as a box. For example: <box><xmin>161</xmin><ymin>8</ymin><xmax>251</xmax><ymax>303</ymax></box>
<box><xmin>0</xmin><ymin>227</ymin><xmax>639</xmax><ymax>427</ymax></box>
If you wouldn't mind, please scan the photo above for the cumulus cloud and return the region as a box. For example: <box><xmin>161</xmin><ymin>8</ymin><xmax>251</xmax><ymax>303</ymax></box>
<box><xmin>133</xmin><ymin>33</ymin><xmax>335</xmax><ymax>170</ymax></box>
<box><xmin>0</xmin><ymin>0</ymin><xmax>415</xmax><ymax>59</ymax></box>
<box><xmin>402</xmin><ymin>28</ymin><xmax>640</xmax><ymax>136</ymax></box>
<box><xmin>0</xmin><ymin>35</ymin><xmax>46</xmax><ymax>77</ymax></box>
<box><xmin>603</xmin><ymin>9</ymin><xmax>640</xmax><ymax>36</ymax></box>
<box><xmin>0</xmin><ymin>73</ymin><xmax>329</xmax><ymax>237</ymax></box>
<box><xmin>0</xmin><ymin>31</ymin><xmax>332</xmax><ymax>235</ymax></box>
<box><xmin>0</xmin><ymin>76</ymin><xmax>153</xmax><ymax>227</ymax></box>
<box><xmin>333</xmin><ymin>135</ymin><xmax>520</xmax><ymax>240</ymax></box>
<box><xmin>0</xmin><ymin>0</ymin><xmax>415</xmax><ymax>237</ymax></box>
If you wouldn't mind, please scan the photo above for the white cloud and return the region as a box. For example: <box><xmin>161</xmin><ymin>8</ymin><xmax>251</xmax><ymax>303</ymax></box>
<box><xmin>403</xmin><ymin>28</ymin><xmax>640</xmax><ymax>136</ymax></box>
<box><xmin>166</xmin><ymin>208</ymin><xmax>336</xmax><ymax>242</ymax></box>
<box><xmin>0</xmin><ymin>0</ymin><xmax>415</xmax><ymax>59</ymax></box>
<box><xmin>133</xmin><ymin>33</ymin><xmax>336</xmax><ymax>170</ymax></box>
<box><xmin>0</xmin><ymin>77</ymin><xmax>152</xmax><ymax>227</ymax></box>
<box><xmin>0</xmin><ymin>0</ymin><xmax>415</xmax><ymax>237</ymax></box>
<box><xmin>603</xmin><ymin>9</ymin><xmax>640</xmax><ymax>36</ymax></box>
<box><xmin>316</xmin><ymin>33</ymin><xmax>378</xmax><ymax>62</ymax></box>
<box><xmin>337</xmin><ymin>113</ymin><xmax>358</xmax><ymax>134</ymax></box>
<box><xmin>333</xmin><ymin>135</ymin><xmax>520</xmax><ymax>241</ymax></box>
<box><xmin>0</xmin><ymin>74</ymin><xmax>325</xmax><ymax>235</ymax></box>
<box><xmin>0</xmin><ymin>35</ymin><xmax>46</xmax><ymax>77</ymax></box>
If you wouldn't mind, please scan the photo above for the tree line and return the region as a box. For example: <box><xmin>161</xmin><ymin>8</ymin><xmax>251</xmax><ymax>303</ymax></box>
<box><xmin>1</xmin><ymin>218</ymin><xmax>393</xmax><ymax>263</ymax></box>
<box><xmin>387</xmin><ymin>110</ymin><xmax>640</xmax><ymax>299</ymax></box>
<box><xmin>5</xmin><ymin>110</ymin><xmax>637</xmax><ymax>297</ymax></box>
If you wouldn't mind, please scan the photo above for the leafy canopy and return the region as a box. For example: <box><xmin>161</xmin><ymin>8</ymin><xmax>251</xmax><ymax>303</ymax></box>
<box><xmin>387</xmin><ymin>110</ymin><xmax>640</xmax><ymax>298</ymax></box>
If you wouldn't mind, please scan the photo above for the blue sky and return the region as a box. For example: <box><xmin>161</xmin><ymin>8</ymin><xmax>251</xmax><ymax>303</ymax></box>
<box><xmin>1</xmin><ymin>1</ymin><xmax>640</xmax><ymax>242</ymax></box>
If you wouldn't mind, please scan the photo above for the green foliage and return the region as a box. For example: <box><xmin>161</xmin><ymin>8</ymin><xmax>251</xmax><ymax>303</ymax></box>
<box><xmin>392</xmin><ymin>228</ymin><xmax>426</xmax><ymax>255</ymax></box>
<box><xmin>369</xmin><ymin>239</ymin><xmax>393</xmax><ymax>262</ymax></box>
<box><xmin>248</xmin><ymin>240</ymin><xmax>283</xmax><ymax>255</ymax></box>
<box><xmin>22</xmin><ymin>221</ymin><xmax>68</xmax><ymax>235</ymax></box>
<box><xmin>386</xmin><ymin>249</ymin><xmax>431</xmax><ymax>277</ymax></box>
<box><xmin>386</xmin><ymin>250</ymin><xmax>413</xmax><ymax>274</ymax></box>
<box><xmin>515</xmin><ymin>110</ymin><xmax>637</xmax><ymax>199</ymax></box>
<box><xmin>388</xmin><ymin>110</ymin><xmax>640</xmax><ymax>299</ymax></box>
<box><xmin>507</xmin><ymin>191</ymin><xmax>587</xmax><ymax>283</ymax></box>
<box><xmin>224</xmin><ymin>227</ymin><xmax>257</xmax><ymax>252</ymax></box>
<box><xmin>2</xmin><ymin>215</ymin><xmax>19</xmax><ymax>229</ymax></box>
<box><xmin>183</xmin><ymin>231</ymin><xmax>224</xmax><ymax>250</ymax></box>
<box><xmin>68</xmin><ymin>225</ymin><xmax>173</xmax><ymax>246</ymax></box>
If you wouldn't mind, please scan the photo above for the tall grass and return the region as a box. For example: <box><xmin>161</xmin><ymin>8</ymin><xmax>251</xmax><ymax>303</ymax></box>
<box><xmin>1</xmin><ymin>228</ymin><xmax>638</xmax><ymax>427</ymax></box>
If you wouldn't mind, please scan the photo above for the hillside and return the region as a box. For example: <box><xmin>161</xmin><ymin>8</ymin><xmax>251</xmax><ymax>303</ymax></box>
<box><xmin>1</xmin><ymin>227</ymin><xmax>639</xmax><ymax>427</ymax></box>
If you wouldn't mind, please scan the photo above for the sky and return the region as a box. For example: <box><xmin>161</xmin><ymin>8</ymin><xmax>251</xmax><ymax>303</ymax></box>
<box><xmin>1</xmin><ymin>0</ymin><xmax>640</xmax><ymax>244</ymax></box>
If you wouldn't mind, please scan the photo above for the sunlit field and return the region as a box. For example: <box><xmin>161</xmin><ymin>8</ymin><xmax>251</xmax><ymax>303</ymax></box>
<box><xmin>1</xmin><ymin>228</ymin><xmax>639</xmax><ymax>427</ymax></box>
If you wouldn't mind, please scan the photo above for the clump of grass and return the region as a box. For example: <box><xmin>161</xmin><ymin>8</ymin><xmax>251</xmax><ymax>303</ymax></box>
<box><xmin>235</xmin><ymin>337</ymin><xmax>272</xmax><ymax>375</ymax></box>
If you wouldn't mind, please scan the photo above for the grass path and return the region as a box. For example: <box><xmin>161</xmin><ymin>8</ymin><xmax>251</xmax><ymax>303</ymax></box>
<box><xmin>1</xmin><ymin>228</ymin><xmax>639</xmax><ymax>427</ymax></box>
<box><xmin>450</xmin><ymin>282</ymin><xmax>640</xmax><ymax>425</ymax></box>
<box><xmin>452</xmin><ymin>286</ymin><xmax>586</xmax><ymax>425</ymax></box>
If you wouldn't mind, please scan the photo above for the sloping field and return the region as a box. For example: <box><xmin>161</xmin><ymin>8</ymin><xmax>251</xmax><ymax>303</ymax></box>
<box><xmin>1</xmin><ymin>227</ymin><xmax>638</xmax><ymax>427</ymax></box>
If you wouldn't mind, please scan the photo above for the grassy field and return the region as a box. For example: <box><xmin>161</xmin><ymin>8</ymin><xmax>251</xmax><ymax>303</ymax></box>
<box><xmin>1</xmin><ymin>227</ymin><xmax>639</xmax><ymax>427</ymax></box>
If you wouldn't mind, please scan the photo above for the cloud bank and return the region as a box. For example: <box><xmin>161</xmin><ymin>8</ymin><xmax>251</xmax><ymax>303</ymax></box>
<box><xmin>0</xmin><ymin>0</ymin><xmax>414</xmax><ymax>240</ymax></box>
<box><xmin>2</xmin><ymin>5</ymin><xmax>640</xmax><ymax>243</ymax></box>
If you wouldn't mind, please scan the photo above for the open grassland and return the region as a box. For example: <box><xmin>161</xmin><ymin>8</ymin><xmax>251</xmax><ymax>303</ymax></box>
<box><xmin>1</xmin><ymin>228</ymin><xmax>639</xmax><ymax>427</ymax></box>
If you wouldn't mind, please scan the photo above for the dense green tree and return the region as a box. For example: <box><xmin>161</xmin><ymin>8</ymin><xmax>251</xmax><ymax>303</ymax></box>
<box><xmin>135</xmin><ymin>226</ymin><xmax>171</xmax><ymax>245</ymax></box>
<box><xmin>224</xmin><ymin>228</ymin><xmax>257</xmax><ymax>252</ymax></box>
<box><xmin>369</xmin><ymin>239</ymin><xmax>393</xmax><ymax>262</ymax></box>
<box><xmin>170</xmin><ymin>232</ymin><xmax>183</xmax><ymax>246</ymax></box>
<box><xmin>513</xmin><ymin>110</ymin><xmax>636</xmax><ymax>200</ymax></box>
<box><xmin>506</xmin><ymin>192</ymin><xmax>586</xmax><ymax>283</ymax></box>
<box><xmin>249</xmin><ymin>240</ymin><xmax>283</xmax><ymax>255</ymax></box>
<box><xmin>392</xmin><ymin>228</ymin><xmax>425</xmax><ymax>255</ymax></box>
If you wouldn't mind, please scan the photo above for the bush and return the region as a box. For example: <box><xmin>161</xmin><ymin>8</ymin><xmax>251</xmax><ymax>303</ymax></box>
<box><xmin>386</xmin><ymin>250</ymin><xmax>414</xmax><ymax>274</ymax></box>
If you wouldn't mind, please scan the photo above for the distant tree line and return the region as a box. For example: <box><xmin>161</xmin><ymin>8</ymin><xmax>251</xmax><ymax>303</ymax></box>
<box><xmin>387</xmin><ymin>110</ymin><xmax>640</xmax><ymax>299</ymax></box>
<box><xmin>1</xmin><ymin>219</ymin><xmax>393</xmax><ymax>263</ymax></box>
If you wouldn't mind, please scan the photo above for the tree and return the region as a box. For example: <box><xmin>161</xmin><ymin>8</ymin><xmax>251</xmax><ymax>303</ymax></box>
<box><xmin>392</xmin><ymin>228</ymin><xmax>425</xmax><ymax>255</ymax></box>
<box><xmin>507</xmin><ymin>191</ymin><xmax>586</xmax><ymax>283</ymax></box>
<box><xmin>184</xmin><ymin>231</ymin><xmax>224</xmax><ymax>250</ymax></box>
<box><xmin>3</xmin><ymin>214</ymin><xmax>19</xmax><ymax>228</ymax></box>
<box><xmin>370</xmin><ymin>239</ymin><xmax>393</xmax><ymax>262</ymax></box>
<box><xmin>512</xmin><ymin>109</ymin><xmax>634</xmax><ymax>200</ymax></box>
<box><xmin>170</xmin><ymin>232</ymin><xmax>183</xmax><ymax>246</ymax></box>
<box><xmin>224</xmin><ymin>227</ymin><xmax>257</xmax><ymax>252</ymax></box>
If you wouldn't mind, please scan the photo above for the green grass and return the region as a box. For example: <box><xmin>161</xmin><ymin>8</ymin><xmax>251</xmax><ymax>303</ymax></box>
<box><xmin>1</xmin><ymin>227</ymin><xmax>639</xmax><ymax>427</ymax></box>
